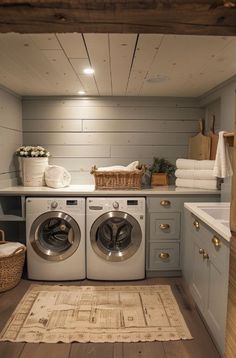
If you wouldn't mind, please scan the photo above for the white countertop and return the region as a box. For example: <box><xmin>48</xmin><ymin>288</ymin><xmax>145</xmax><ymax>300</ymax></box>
<box><xmin>184</xmin><ymin>202</ymin><xmax>231</xmax><ymax>241</ymax></box>
<box><xmin>0</xmin><ymin>185</ymin><xmax>220</xmax><ymax>196</ymax></box>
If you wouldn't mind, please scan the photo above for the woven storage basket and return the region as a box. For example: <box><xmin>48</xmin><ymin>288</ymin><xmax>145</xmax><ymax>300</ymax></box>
<box><xmin>91</xmin><ymin>165</ymin><xmax>145</xmax><ymax>190</ymax></box>
<box><xmin>0</xmin><ymin>230</ymin><xmax>26</xmax><ymax>293</ymax></box>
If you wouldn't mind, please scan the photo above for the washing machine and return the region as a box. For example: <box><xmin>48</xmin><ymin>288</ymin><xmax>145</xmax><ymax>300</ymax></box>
<box><xmin>86</xmin><ymin>197</ymin><xmax>145</xmax><ymax>280</ymax></box>
<box><xmin>26</xmin><ymin>197</ymin><xmax>85</xmax><ymax>280</ymax></box>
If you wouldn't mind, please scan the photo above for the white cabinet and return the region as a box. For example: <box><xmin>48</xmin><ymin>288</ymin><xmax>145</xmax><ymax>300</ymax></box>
<box><xmin>183</xmin><ymin>209</ymin><xmax>229</xmax><ymax>357</ymax></box>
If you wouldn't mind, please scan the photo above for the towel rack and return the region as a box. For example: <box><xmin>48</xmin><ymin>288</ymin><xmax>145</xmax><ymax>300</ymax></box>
<box><xmin>223</xmin><ymin>132</ymin><xmax>234</xmax><ymax>146</ymax></box>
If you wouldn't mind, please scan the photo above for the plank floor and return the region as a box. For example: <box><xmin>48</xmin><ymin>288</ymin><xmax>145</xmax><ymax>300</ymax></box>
<box><xmin>0</xmin><ymin>277</ymin><xmax>221</xmax><ymax>358</ymax></box>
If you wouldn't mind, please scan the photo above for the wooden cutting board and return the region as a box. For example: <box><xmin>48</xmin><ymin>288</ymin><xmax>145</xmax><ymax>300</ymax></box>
<box><xmin>188</xmin><ymin>119</ymin><xmax>211</xmax><ymax>160</ymax></box>
<box><xmin>208</xmin><ymin>115</ymin><xmax>219</xmax><ymax>160</ymax></box>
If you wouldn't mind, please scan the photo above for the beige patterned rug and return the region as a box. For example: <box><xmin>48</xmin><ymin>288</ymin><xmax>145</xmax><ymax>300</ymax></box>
<box><xmin>0</xmin><ymin>284</ymin><xmax>192</xmax><ymax>343</ymax></box>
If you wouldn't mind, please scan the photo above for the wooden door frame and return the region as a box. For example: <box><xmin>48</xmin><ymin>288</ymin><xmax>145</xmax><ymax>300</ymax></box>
<box><xmin>0</xmin><ymin>1</ymin><xmax>236</xmax><ymax>356</ymax></box>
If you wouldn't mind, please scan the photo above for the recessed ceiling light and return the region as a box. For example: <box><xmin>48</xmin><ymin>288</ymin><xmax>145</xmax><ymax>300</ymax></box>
<box><xmin>146</xmin><ymin>75</ymin><xmax>170</xmax><ymax>83</ymax></box>
<box><xmin>83</xmin><ymin>68</ymin><xmax>94</xmax><ymax>75</ymax></box>
<box><xmin>78</xmin><ymin>90</ymin><xmax>86</xmax><ymax>95</ymax></box>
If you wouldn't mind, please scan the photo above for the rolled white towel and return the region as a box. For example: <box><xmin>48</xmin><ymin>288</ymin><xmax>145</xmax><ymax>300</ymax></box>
<box><xmin>176</xmin><ymin>178</ymin><xmax>218</xmax><ymax>190</ymax></box>
<box><xmin>45</xmin><ymin>165</ymin><xmax>71</xmax><ymax>188</ymax></box>
<box><xmin>98</xmin><ymin>161</ymin><xmax>139</xmax><ymax>172</ymax></box>
<box><xmin>176</xmin><ymin>158</ymin><xmax>215</xmax><ymax>170</ymax></box>
<box><xmin>175</xmin><ymin>169</ymin><xmax>216</xmax><ymax>180</ymax></box>
<box><xmin>213</xmin><ymin>131</ymin><xmax>233</xmax><ymax>178</ymax></box>
<box><xmin>0</xmin><ymin>242</ymin><xmax>25</xmax><ymax>257</ymax></box>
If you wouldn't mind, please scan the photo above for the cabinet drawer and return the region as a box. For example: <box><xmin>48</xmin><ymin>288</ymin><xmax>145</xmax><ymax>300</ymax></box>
<box><xmin>149</xmin><ymin>242</ymin><xmax>180</xmax><ymax>270</ymax></box>
<box><xmin>148</xmin><ymin>197</ymin><xmax>184</xmax><ymax>212</ymax></box>
<box><xmin>150</xmin><ymin>213</ymin><xmax>180</xmax><ymax>240</ymax></box>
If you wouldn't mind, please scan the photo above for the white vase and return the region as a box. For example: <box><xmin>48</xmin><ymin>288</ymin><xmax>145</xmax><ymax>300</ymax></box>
<box><xmin>20</xmin><ymin>157</ymin><xmax>48</xmax><ymax>187</ymax></box>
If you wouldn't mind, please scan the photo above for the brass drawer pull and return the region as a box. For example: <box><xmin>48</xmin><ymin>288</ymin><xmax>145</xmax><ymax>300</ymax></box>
<box><xmin>203</xmin><ymin>252</ymin><xmax>209</xmax><ymax>260</ymax></box>
<box><xmin>193</xmin><ymin>220</ymin><xmax>200</xmax><ymax>230</ymax></box>
<box><xmin>159</xmin><ymin>252</ymin><xmax>170</xmax><ymax>260</ymax></box>
<box><xmin>212</xmin><ymin>236</ymin><xmax>221</xmax><ymax>248</ymax></box>
<box><xmin>160</xmin><ymin>200</ymin><xmax>171</xmax><ymax>207</ymax></box>
<box><xmin>159</xmin><ymin>223</ymin><xmax>170</xmax><ymax>230</ymax></box>
<box><xmin>199</xmin><ymin>248</ymin><xmax>204</xmax><ymax>254</ymax></box>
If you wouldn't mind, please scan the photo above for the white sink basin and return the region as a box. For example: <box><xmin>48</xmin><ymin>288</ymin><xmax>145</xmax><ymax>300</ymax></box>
<box><xmin>184</xmin><ymin>202</ymin><xmax>231</xmax><ymax>241</ymax></box>
<box><xmin>199</xmin><ymin>207</ymin><xmax>230</xmax><ymax>221</ymax></box>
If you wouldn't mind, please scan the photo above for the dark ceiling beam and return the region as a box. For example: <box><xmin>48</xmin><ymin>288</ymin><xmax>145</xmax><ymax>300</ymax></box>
<box><xmin>0</xmin><ymin>0</ymin><xmax>236</xmax><ymax>35</ymax></box>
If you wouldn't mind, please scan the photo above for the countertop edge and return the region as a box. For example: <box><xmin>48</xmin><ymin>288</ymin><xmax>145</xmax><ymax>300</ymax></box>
<box><xmin>0</xmin><ymin>185</ymin><xmax>221</xmax><ymax>196</ymax></box>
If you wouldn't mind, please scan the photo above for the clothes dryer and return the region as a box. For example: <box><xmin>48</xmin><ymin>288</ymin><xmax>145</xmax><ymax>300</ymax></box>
<box><xmin>86</xmin><ymin>197</ymin><xmax>145</xmax><ymax>280</ymax></box>
<box><xmin>26</xmin><ymin>197</ymin><xmax>85</xmax><ymax>280</ymax></box>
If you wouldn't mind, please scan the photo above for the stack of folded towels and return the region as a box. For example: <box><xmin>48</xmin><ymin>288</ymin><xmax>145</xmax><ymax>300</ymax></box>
<box><xmin>175</xmin><ymin>159</ymin><xmax>217</xmax><ymax>190</ymax></box>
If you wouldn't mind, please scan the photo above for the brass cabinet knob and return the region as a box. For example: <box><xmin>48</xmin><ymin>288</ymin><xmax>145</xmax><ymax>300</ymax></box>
<box><xmin>212</xmin><ymin>236</ymin><xmax>221</xmax><ymax>248</ymax></box>
<box><xmin>160</xmin><ymin>200</ymin><xmax>171</xmax><ymax>207</ymax></box>
<box><xmin>203</xmin><ymin>252</ymin><xmax>209</xmax><ymax>260</ymax></box>
<box><xmin>199</xmin><ymin>248</ymin><xmax>205</xmax><ymax>254</ymax></box>
<box><xmin>159</xmin><ymin>252</ymin><xmax>170</xmax><ymax>260</ymax></box>
<box><xmin>193</xmin><ymin>220</ymin><xmax>200</xmax><ymax>230</ymax></box>
<box><xmin>159</xmin><ymin>223</ymin><xmax>170</xmax><ymax>230</ymax></box>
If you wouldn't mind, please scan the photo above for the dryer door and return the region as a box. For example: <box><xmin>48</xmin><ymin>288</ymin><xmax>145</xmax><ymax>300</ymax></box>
<box><xmin>90</xmin><ymin>211</ymin><xmax>142</xmax><ymax>262</ymax></box>
<box><xmin>29</xmin><ymin>211</ymin><xmax>81</xmax><ymax>261</ymax></box>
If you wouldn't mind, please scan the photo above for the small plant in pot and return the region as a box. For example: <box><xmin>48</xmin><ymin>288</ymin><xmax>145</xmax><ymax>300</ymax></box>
<box><xmin>149</xmin><ymin>157</ymin><xmax>176</xmax><ymax>186</ymax></box>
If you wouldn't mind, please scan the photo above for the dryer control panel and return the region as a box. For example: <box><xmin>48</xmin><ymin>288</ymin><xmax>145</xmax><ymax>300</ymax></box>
<box><xmin>87</xmin><ymin>197</ymin><xmax>145</xmax><ymax>213</ymax></box>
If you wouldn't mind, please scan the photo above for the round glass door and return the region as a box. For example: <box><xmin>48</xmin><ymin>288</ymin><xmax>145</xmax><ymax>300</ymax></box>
<box><xmin>90</xmin><ymin>211</ymin><xmax>142</xmax><ymax>262</ymax></box>
<box><xmin>29</xmin><ymin>212</ymin><xmax>81</xmax><ymax>261</ymax></box>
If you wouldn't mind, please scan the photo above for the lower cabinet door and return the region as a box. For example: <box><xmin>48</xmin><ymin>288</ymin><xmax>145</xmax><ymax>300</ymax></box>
<box><xmin>191</xmin><ymin>239</ymin><xmax>209</xmax><ymax>314</ymax></box>
<box><xmin>205</xmin><ymin>260</ymin><xmax>228</xmax><ymax>356</ymax></box>
<box><xmin>149</xmin><ymin>242</ymin><xmax>180</xmax><ymax>270</ymax></box>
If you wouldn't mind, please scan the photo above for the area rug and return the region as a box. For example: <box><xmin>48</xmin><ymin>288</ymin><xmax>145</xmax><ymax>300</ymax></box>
<box><xmin>0</xmin><ymin>284</ymin><xmax>192</xmax><ymax>343</ymax></box>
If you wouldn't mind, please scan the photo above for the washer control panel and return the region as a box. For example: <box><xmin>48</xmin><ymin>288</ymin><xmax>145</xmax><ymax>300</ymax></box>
<box><xmin>46</xmin><ymin>198</ymin><xmax>83</xmax><ymax>211</ymax></box>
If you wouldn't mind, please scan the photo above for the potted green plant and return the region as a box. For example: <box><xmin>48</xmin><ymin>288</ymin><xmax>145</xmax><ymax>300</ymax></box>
<box><xmin>149</xmin><ymin>157</ymin><xmax>176</xmax><ymax>186</ymax></box>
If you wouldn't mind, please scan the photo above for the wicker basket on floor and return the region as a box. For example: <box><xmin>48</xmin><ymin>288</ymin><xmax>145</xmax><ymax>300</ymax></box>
<box><xmin>0</xmin><ymin>230</ymin><xmax>26</xmax><ymax>293</ymax></box>
<box><xmin>91</xmin><ymin>165</ymin><xmax>145</xmax><ymax>190</ymax></box>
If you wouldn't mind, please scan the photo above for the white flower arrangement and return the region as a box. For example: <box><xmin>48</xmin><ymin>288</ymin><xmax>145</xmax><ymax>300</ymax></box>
<box><xmin>16</xmin><ymin>145</ymin><xmax>50</xmax><ymax>158</ymax></box>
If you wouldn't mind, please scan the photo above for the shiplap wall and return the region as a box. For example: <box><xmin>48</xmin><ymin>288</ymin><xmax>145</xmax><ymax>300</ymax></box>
<box><xmin>201</xmin><ymin>79</ymin><xmax>236</xmax><ymax>201</ymax></box>
<box><xmin>22</xmin><ymin>97</ymin><xmax>203</xmax><ymax>184</ymax></box>
<box><xmin>0</xmin><ymin>87</ymin><xmax>22</xmax><ymax>188</ymax></box>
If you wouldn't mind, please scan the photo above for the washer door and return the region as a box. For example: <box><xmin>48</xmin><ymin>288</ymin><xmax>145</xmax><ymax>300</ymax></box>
<box><xmin>29</xmin><ymin>211</ymin><xmax>81</xmax><ymax>261</ymax></box>
<box><xmin>90</xmin><ymin>211</ymin><xmax>142</xmax><ymax>262</ymax></box>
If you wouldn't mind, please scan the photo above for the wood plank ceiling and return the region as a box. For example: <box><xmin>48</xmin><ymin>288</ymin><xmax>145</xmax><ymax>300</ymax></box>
<box><xmin>1</xmin><ymin>33</ymin><xmax>236</xmax><ymax>97</ymax></box>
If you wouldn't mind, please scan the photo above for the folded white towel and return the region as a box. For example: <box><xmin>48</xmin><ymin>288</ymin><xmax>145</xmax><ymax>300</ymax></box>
<box><xmin>213</xmin><ymin>131</ymin><xmax>233</xmax><ymax>178</ymax></box>
<box><xmin>176</xmin><ymin>178</ymin><xmax>218</xmax><ymax>190</ymax></box>
<box><xmin>98</xmin><ymin>161</ymin><xmax>139</xmax><ymax>172</ymax></box>
<box><xmin>176</xmin><ymin>158</ymin><xmax>215</xmax><ymax>170</ymax></box>
<box><xmin>0</xmin><ymin>242</ymin><xmax>25</xmax><ymax>257</ymax></box>
<box><xmin>175</xmin><ymin>169</ymin><xmax>216</xmax><ymax>180</ymax></box>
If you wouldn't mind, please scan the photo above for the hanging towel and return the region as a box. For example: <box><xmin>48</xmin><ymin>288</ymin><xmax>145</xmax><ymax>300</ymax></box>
<box><xmin>176</xmin><ymin>158</ymin><xmax>215</xmax><ymax>170</ymax></box>
<box><xmin>175</xmin><ymin>169</ymin><xmax>216</xmax><ymax>180</ymax></box>
<box><xmin>213</xmin><ymin>131</ymin><xmax>233</xmax><ymax>178</ymax></box>
<box><xmin>175</xmin><ymin>178</ymin><xmax>218</xmax><ymax>190</ymax></box>
<box><xmin>98</xmin><ymin>161</ymin><xmax>139</xmax><ymax>172</ymax></box>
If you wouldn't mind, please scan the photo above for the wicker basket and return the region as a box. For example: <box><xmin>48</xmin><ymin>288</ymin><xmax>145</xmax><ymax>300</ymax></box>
<box><xmin>91</xmin><ymin>165</ymin><xmax>145</xmax><ymax>190</ymax></box>
<box><xmin>0</xmin><ymin>230</ymin><xmax>26</xmax><ymax>293</ymax></box>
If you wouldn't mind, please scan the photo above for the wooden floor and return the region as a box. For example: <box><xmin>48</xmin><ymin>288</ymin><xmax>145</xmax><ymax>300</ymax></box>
<box><xmin>0</xmin><ymin>277</ymin><xmax>221</xmax><ymax>358</ymax></box>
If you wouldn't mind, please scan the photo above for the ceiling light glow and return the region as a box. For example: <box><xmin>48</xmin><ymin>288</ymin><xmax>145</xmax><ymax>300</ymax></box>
<box><xmin>78</xmin><ymin>90</ymin><xmax>86</xmax><ymax>95</ymax></box>
<box><xmin>83</xmin><ymin>68</ymin><xmax>94</xmax><ymax>75</ymax></box>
